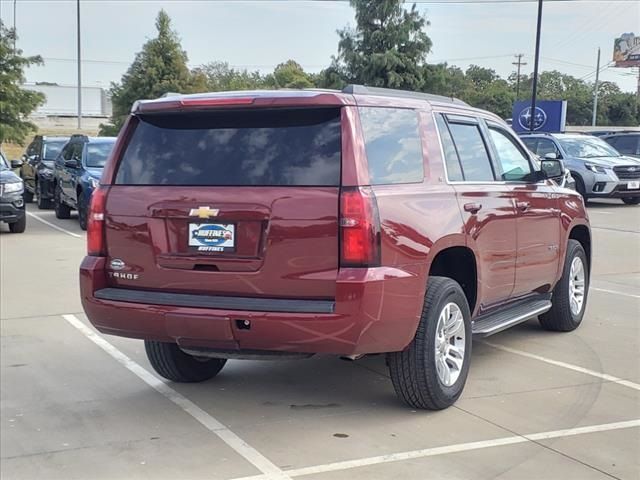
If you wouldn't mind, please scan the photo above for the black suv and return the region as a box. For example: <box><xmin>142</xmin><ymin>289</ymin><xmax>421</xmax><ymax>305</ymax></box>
<box><xmin>602</xmin><ymin>132</ymin><xmax>640</xmax><ymax>159</ymax></box>
<box><xmin>0</xmin><ymin>152</ymin><xmax>26</xmax><ymax>233</ymax></box>
<box><xmin>19</xmin><ymin>135</ymin><xmax>69</xmax><ymax>209</ymax></box>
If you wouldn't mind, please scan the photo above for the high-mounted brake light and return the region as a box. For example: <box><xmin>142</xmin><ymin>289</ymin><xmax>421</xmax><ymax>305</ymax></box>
<box><xmin>340</xmin><ymin>187</ymin><xmax>381</xmax><ymax>267</ymax></box>
<box><xmin>87</xmin><ymin>186</ymin><xmax>108</xmax><ymax>256</ymax></box>
<box><xmin>134</xmin><ymin>97</ymin><xmax>255</xmax><ymax>113</ymax></box>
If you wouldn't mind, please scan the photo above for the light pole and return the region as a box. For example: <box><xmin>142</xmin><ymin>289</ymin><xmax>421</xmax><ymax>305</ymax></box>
<box><xmin>77</xmin><ymin>0</ymin><xmax>82</xmax><ymax>130</ymax></box>
<box><xmin>591</xmin><ymin>48</ymin><xmax>601</xmax><ymax>127</ymax></box>
<box><xmin>529</xmin><ymin>0</ymin><xmax>543</xmax><ymax>131</ymax></box>
<box><xmin>13</xmin><ymin>0</ymin><xmax>17</xmax><ymax>53</ymax></box>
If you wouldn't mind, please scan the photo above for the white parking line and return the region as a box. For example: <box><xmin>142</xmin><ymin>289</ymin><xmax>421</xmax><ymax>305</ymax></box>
<box><xmin>27</xmin><ymin>212</ymin><xmax>82</xmax><ymax>238</ymax></box>
<box><xmin>62</xmin><ymin>314</ymin><xmax>291</xmax><ymax>480</ymax></box>
<box><xmin>232</xmin><ymin>420</ymin><xmax>640</xmax><ymax>480</ymax></box>
<box><xmin>591</xmin><ymin>287</ymin><xmax>640</xmax><ymax>299</ymax></box>
<box><xmin>483</xmin><ymin>341</ymin><xmax>640</xmax><ymax>391</ymax></box>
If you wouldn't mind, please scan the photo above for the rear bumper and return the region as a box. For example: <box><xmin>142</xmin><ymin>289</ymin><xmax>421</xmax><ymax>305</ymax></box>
<box><xmin>80</xmin><ymin>257</ymin><xmax>425</xmax><ymax>356</ymax></box>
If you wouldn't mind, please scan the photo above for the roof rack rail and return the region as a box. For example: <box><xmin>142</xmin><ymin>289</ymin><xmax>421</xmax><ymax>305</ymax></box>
<box><xmin>342</xmin><ymin>84</ymin><xmax>468</xmax><ymax>106</ymax></box>
<box><xmin>518</xmin><ymin>131</ymin><xmax>556</xmax><ymax>136</ymax></box>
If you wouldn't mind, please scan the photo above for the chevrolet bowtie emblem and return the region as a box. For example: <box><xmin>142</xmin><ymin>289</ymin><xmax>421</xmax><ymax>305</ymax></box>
<box><xmin>189</xmin><ymin>206</ymin><xmax>220</xmax><ymax>219</ymax></box>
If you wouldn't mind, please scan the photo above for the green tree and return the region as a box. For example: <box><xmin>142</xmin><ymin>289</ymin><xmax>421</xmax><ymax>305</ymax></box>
<box><xmin>100</xmin><ymin>10</ymin><xmax>204</xmax><ymax>135</ymax></box>
<box><xmin>422</xmin><ymin>64</ymin><xmax>470</xmax><ymax>98</ymax></box>
<box><xmin>0</xmin><ymin>21</ymin><xmax>45</xmax><ymax>145</ymax></box>
<box><xmin>194</xmin><ymin>61</ymin><xmax>265</xmax><ymax>91</ymax></box>
<box><xmin>333</xmin><ymin>0</ymin><xmax>432</xmax><ymax>90</ymax></box>
<box><xmin>264</xmin><ymin>60</ymin><xmax>314</xmax><ymax>89</ymax></box>
<box><xmin>520</xmin><ymin>71</ymin><xmax>593</xmax><ymax>125</ymax></box>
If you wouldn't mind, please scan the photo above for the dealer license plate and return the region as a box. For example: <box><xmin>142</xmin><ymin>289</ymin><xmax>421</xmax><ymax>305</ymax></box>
<box><xmin>188</xmin><ymin>223</ymin><xmax>235</xmax><ymax>252</ymax></box>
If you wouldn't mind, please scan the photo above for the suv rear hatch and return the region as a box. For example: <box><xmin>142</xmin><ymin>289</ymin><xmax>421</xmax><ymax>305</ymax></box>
<box><xmin>104</xmin><ymin>106</ymin><xmax>342</xmax><ymax>300</ymax></box>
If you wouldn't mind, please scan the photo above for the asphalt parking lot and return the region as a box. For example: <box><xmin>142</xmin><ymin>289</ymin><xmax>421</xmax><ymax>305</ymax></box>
<box><xmin>1</xmin><ymin>201</ymin><xmax>639</xmax><ymax>480</ymax></box>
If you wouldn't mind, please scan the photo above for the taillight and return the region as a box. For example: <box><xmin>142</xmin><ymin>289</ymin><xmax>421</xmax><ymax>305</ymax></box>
<box><xmin>87</xmin><ymin>186</ymin><xmax>108</xmax><ymax>256</ymax></box>
<box><xmin>340</xmin><ymin>186</ymin><xmax>381</xmax><ymax>267</ymax></box>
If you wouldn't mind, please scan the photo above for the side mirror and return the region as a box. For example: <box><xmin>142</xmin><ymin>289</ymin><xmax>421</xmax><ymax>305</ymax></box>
<box><xmin>544</xmin><ymin>152</ymin><xmax>559</xmax><ymax>160</ymax></box>
<box><xmin>64</xmin><ymin>158</ymin><xmax>80</xmax><ymax>169</ymax></box>
<box><xmin>540</xmin><ymin>158</ymin><xmax>564</xmax><ymax>179</ymax></box>
<box><xmin>10</xmin><ymin>159</ymin><xmax>23</xmax><ymax>168</ymax></box>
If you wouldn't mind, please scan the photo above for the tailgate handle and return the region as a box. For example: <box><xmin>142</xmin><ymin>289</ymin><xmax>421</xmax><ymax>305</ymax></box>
<box><xmin>193</xmin><ymin>264</ymin><xmax>220</xmax><ymax>272</ymax></box>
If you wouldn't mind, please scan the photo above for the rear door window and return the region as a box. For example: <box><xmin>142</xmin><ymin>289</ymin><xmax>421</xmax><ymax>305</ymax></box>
<box><xmin>358</xmin><ymin>107</ymin><xmax>424</xmax><ymax>185</ymax></box>
<box><xmin>115</xmin><ymin>108</ymin><xmax>341</xmax><ymax>186</ymax></box>
<box><xmin>446</xmin><ymin>121</ymin><xmax>495</xmax><ymax>182</ymax></box>
<box><xmin>435</xmin><ymin>114</ymin><xmax>464</xmax><ymax>181</ymax></box>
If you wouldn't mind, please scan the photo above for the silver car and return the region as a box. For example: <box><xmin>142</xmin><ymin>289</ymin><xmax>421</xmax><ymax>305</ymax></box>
<box><xmin>521</xmin><ymin>133</ymin><xmax>640</xmax><ymax>205</ymax></box>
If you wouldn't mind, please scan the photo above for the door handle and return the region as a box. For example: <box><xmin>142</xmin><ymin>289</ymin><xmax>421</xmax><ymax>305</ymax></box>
<box><xmin>516</xmin><ymin>201</ymin><xmax>530</xmax><ymax>211</ymax></box>
<box><xmin>463</xmin><ymin>202</ymin><xmax>482</xmax><ymax>214</ymax></box>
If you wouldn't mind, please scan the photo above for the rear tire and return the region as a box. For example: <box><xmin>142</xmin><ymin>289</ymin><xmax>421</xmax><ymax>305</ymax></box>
<box><xmin>37</xmin><ymin>182</ymin><xmax>53</xmax><ymax>209</ymax></box>
<box><xmin>8</xmin><ymin>214</ymin><xmax>26</xmax><ymax>233</ymax></box>
<box><xmin>622</xmin><ymin>197</ymin><xmax>640</xmax><ymax>205</ymax></box>
<box><xmin>144</xmin><ymin>341</ymin><xmax>227</xmax><ymax>383</ymax></box>
<box><xmin>539</xmin><ymin>240</ymin><xmax>588</xmax><ymax>332</ymax></box>
<box><xmin>54</xmin><ymin>184</ymin><xmax>71</xmax><ymax>219</ymax></box>
<box><xmin>387</xmin><ymin>276</ymin><xmax>472</xmax><ymax>410</ymax></box>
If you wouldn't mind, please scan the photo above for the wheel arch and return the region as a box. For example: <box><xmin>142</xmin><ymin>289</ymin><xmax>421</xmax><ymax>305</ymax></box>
<box><xmin>427</xmin><ymin>245</ymin><xmax>478</xmax><ymax>315</ymax></box>
<box><xmin>568</xmin><ymin>224</ymin><xmax>591</xmax><ymax>272</ymax></box>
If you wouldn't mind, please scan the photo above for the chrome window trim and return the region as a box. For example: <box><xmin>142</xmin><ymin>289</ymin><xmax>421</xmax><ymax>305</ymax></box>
<box><xmin>433</xmin><ymin>111</ymin><xmax>548</xmax><ymax>187</ymax></box>
<box><xmin>432</xmin><ymin>111</ymin><xmax>504</xmax><ymax>186</ymax></box>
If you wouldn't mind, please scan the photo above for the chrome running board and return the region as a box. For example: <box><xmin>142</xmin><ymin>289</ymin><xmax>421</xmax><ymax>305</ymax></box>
<box><xmin>472</xmin><ymin>299</ymin><xmax>552</xmax><ymax>337</ymax></box>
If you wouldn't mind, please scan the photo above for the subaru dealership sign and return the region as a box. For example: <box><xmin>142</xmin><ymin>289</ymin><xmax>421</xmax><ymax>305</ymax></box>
<box><xmin>512</xmin><ymin>100</ymin><xmax>567</xmax><ymax>133</ymax></box>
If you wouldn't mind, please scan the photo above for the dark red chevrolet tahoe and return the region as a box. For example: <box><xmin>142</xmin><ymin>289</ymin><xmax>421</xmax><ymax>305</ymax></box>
<box><xmin>80</xmin><ymin>85</ymin><xmax>591</xmax><ymax>410</ymax></box>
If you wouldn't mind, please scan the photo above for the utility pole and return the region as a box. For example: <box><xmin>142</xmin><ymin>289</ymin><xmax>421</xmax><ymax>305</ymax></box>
<box><xmin>13</xmin><ymin>0</ymin><xmax>17</xmax><ymax>53</ymax></box>
<box><xmin>529</xmin><ymin>0</ymin><xmax>544</xmax><ymax>132</ymax></box>
<box><xmin>591</xmin><ymin>48</ymin><xmax>601</xmax><ymax>127</ymax></box>
<box><xmin>77</xmin><ymin>0</ymin><xmax>82</xmax><ymax>130</ymax></box>
<box><xmin>512</xmin><ymin>54</ymin><xmax>527</xmax><ymax>99</ymax></box>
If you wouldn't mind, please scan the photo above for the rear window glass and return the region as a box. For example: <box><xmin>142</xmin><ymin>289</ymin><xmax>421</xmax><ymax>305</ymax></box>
<box><xmin>358</xmin><ymin>107</ymin><xmax>424</xmax><ymax>185</ymax></box>
<box><xmin>86</xmin><ymin>142</ymin><xmax>115</xmax><ymax>168</ymax></box>
<box><xmin>115</xmin><ymin>108</ymin><xmax>341</xmax><ymax>186</ymax></box>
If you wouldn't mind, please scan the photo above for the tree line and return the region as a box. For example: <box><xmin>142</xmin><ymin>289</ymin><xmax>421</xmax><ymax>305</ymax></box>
<box><xmin>1</xmin><ymin>0</ymin><xmax>638</xmax><ymax>145</ymax></box>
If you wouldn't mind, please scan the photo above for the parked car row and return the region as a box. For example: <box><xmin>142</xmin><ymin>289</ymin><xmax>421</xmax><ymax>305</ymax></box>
<box><xmin>18</xmin><ymin>134</ymin><xmax>116</xmax><ymax>229</ymax></box>
<box><xmin>520</xmin><ymin>132</ymin><xmax>640</xmax><ymax>205</ymax></box>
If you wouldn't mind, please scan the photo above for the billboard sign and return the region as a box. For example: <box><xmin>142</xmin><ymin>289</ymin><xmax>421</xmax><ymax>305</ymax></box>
<box><xmin>613</xmin><ymin>33</ymin><xmax>640</xmax><ymax>68</ymax></box>
<box><xmin>511</xmin><ymin>100</ymin><xmax>567</xmax><ymax>133</ymax></box>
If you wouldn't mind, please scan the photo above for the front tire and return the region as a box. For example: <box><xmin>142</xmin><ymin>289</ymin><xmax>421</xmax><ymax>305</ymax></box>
<box><xmin>573</xmin><ymin>174</ymin><xmax>588</xmax><ymax>203</ymax></box>
<box><xmin>54</xmin><ymin>184</ymin><xmax>71</xmax><ymax>219</ymax></box>
<box><xmin>37</xmin><ymin>182</ymin><xmax>53</xmax><ymax>209</ymax></box>
<box><xmin>622</xmin><ymin>197</ymin><xmax>640</xmax><ymax>205</ymax></box>
<box><xmin>387</xmin><ymin>276</ymin><xmax>472</xmax><ymax>410</ymax></box>
<box><xmin>77</xmin><ymin>192</ymin><xmax>88</xmax><ymax>230</ymax></box>
<box><xmin>539</xmin><ymin>239</ymin><xmax>589</xmax><ymax>332</ymax></box>
<box><xmin>8</xmin><ymin>214</ymin><xmax>26</xmax><ymax>233</ymax></box>
<box><xmin>144</xmin><ymin>341</ymin><xmax>227</xmax><ymax>383</ymax></box>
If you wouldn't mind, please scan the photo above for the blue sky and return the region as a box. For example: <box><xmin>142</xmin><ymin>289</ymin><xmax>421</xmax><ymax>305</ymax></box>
<box><xmin>1</xmin><ymin>0</ymin><xmax>638</xmax><ymax>93</ymax></box>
